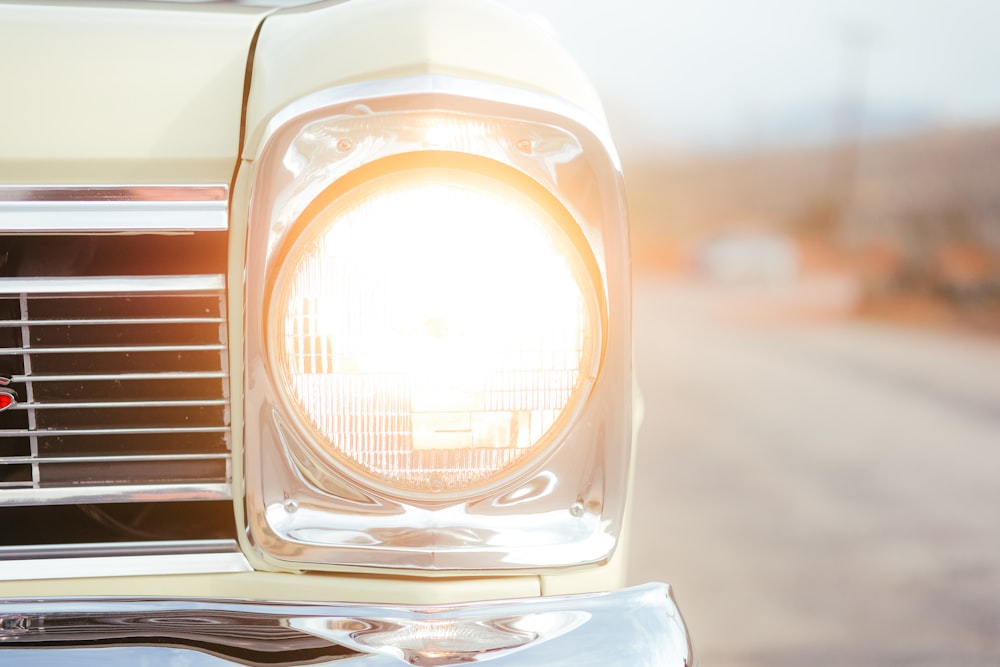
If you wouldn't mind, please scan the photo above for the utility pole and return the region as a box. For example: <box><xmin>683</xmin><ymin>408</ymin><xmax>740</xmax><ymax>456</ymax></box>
<box><xmin>830</xmin><ymin>22</ymin><xmax>873</xmax><ymax>247</ymax></box>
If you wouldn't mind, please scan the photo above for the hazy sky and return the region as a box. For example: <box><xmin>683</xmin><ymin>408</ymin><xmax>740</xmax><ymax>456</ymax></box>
<box><xmin>500</xmin><ymin>0</ymin><xmax>1000</xmax><ymax>153</ymax></box>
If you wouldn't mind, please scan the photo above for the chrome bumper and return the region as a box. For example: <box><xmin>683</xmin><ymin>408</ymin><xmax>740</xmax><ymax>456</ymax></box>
<box><xmin>0</xmin><ymin>583</ymin><xmax>692</xmax><ymax>666</ymax></box>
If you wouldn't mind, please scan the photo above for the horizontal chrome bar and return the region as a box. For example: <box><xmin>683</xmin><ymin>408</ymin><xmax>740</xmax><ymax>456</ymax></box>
<box><xmin>0</xmin><ymin>185</ymin><xmax>228</xmax><ymax>203</ymax></box>
<box><xmin>0</xmin><ymin>550</ymin><xmax>251</xmax><ymax>581</ymax></box>
<box><xmin>0</xmin><ymin>584</ymin><xmax>692</xmax><ymax>666</ymax></box>
<box><xmin>0</xmin><ymin>453</ymin><xmax>229</xmax><ymax>464</ymax></box>
<box><xmin>9</xmin><ymin>399</ymin><xmax>228</xmax><ymax>410</ymax></box>
<box><xmin>9</xmin><ymin>371</ymin><xmax>227</xmax><ymax>383</ymax></box>
<box><xmin>0</xmin><ymin>426</ymin><xmax>230</xmax><ymax>437</ymax></box>
<box><xmin>0</xmin><ymin>274</ymin><xmax>225</xmax><ymax>295</ymax></box>
<box><xmin>0</xmin><ymin>538</ymin><xmax>241</xmax><ymax>561</ymax></box>
<box><xmin>0</xmin><ymin>482</ymin><xmax>231</xmax><ymax>506</ymax></box>
<box><xmin>0</xmin><ymin>185</ymin><xmax>228</xmax><ymax>232</ymax></box>
<box><xmin>0</xmin><ymin>343</ymin><xmax>225</xmax><ymax>354</ymax></box>
<box><xmin>0</xmin><ymin>317</ymin><xmax>225</xmax><ymax>327</ymax></box>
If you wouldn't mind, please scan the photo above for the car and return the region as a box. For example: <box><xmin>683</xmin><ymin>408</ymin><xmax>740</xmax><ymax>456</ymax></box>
<box><xmin>0</xmin><ymin>1</ymin><xmax>693</xmax><ymax>664</ymax></box>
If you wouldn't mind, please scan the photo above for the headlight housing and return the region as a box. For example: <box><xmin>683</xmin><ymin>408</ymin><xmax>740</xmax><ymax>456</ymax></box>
<box><xmin>243</xmin><ymin>76</ymin><xmax>631</xmax><ymax>572</ymax></box>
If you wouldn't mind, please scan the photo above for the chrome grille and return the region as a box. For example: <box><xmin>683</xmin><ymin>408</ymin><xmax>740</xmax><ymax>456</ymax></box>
<box><xmin>0</xmin><ymin>274</ymin><xmax>230</xmax><ymax>506</ymax></box>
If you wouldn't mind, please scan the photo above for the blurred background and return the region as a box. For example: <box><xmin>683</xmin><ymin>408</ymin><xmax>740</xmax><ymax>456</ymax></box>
<box><xmin>501</xmin><ymin>1</ymin><xmax>1000</xmax><ymax>665</ymax></box>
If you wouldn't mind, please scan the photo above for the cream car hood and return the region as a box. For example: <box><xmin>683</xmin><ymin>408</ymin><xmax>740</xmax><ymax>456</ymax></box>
<box><xmin>0</xmin><ymin>2</ymin><xmax>272</xmax><ymax>186</ymax></box>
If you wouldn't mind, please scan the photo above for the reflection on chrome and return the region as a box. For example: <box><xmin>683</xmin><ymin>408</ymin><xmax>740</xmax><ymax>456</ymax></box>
<box><xmin>0</xmin><ymin>584</ymin><xmax>691</xmax><ymax>666</ymax></box>
<box><xmin>294</xmin><ymin>611</ymin><xmax>588</xmax><ymax>665</ymax></box>
<box><xmin>492</xmin><ymin>472</ymin><xmax>559</xmax><ymax>508</ymax></box>
<box><xmin>263</xmin><ymin>500</ymin><xmax>615</xmax><ymax>568</ymax></box>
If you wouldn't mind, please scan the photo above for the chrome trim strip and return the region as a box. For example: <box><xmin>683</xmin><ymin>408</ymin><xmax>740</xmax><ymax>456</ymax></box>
<box><xmin>0</xmin><ymin>483</ymin><xmax>231</xmax><ymax>505</ymax></box>
<box><xmin>0</xmin><ymin>426</ymin><xmax>230</xmax><ymax>437</ymax></box>
<box><xmin>0</xmin><ymin>273</ymin><xmax>225</xmax><ymax>295</ymax></box>
<box><xmin>10</xmin><ymin>371</ymin><xmax>227</xmax><ymax>383</ymax></box>
<box><xmin>8</xmin><ymin>399</ymin><xmax>228</xmax><ymax>410</ymax></box>
<box><xmin>0</xmin><ymin>539</ymin><xmax>241</xmax><ymax>561</ymax></box>
<box><xmin>0</xmin><ymin>185</ymin><xmax>228</xmax><ymax>203</ymax></box>
<box><xmin>0</xmin><ymin>551</ymin><xmax>251</xmax><ymax>581</ymax></box>
<box><xmin>0</xmin><ymin>344</ymin><xmax>225</xmax><ymax>354</ymax></box>
<box><xmin>0</xmin><ymin>317</ymin><xmax>225</xmax><ymax>327</ymax></box>
<box><xmin>0</xmin><ymin>185</ymin><xmax>228</xmax><ymax>232</ymax></box>
<box><xmin>0</xmin><ymin>454</ymin><xmax>229</xmax><ymax>464</ymax></box>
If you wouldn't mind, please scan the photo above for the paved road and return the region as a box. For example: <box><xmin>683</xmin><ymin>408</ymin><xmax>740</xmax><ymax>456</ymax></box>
<box><xmin>626</xmin><ymin>278</ymin><xmax>1000</xmax><ymax>667</ymax></box>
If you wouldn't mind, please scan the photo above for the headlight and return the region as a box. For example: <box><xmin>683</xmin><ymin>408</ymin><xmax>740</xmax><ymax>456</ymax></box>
<box><xmin>242</xmin><ymin>76</ymin><xmax>631</xmax><ymax>572</ymax></box>
<box><xmin>269</xmin><ymin>157</ymin><xmax>601</xmax><ymax>499</ymax></box>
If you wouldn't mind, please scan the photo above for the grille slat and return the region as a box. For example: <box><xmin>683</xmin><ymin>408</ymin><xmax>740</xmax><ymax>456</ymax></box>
<box><xmin>0</xmin><ymin>427</ymin><xmax>230</xmax><ymax>437</ymax></box>
<box><xmin>13</xmin><ymin>371</ymin><xmax>228</xmax><ymax>382</ymax></box>
<box><xmin>0</xmin><ymin>485</ymin><xmax>231</xmax><ymax>504</ymax></box>
<box><xmin>10</xmin><ymin>398</ymin><xmax>228</xmax><ymax>410</ymax></box>
<box><xmin>0</xmin><ymin>454</ymin><xmax>229</xmax><ymax>464</ymax></box>
<box><xmin>0</xmin><ymin>344</ymin><xmax>226</xmax><ymax>354</ymax></box>
<box><xmin>0</xmin><ymin>275</ymin><xmax>231</xmax><ymax>506</ymax></box>
<box><xmin>0</xmin><ymin>317</ymin><xmax>225</xmax><ymax>326</ymax></box>
<box><xmin>9</xmin><ymin>399</ymin><xmax>229</xmax><ymax>410</ymax></box>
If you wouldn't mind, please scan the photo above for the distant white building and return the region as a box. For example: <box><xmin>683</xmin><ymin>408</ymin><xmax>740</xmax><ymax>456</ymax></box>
<box><xmin>697</xmin><ymin>231</ymin><xmax>800</xmax><ymax>284</ymax></box>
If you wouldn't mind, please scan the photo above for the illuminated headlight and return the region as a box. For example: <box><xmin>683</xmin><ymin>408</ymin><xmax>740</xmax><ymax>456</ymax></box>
<box><xmin>244</xmin><ymin>76</ymin><xmax>632</xmax><ymax>571</ymax></box>
<box><xmin>269</xmin><ymin>158</ymin><xmax>601</xmax><ymax>498</ymax></box>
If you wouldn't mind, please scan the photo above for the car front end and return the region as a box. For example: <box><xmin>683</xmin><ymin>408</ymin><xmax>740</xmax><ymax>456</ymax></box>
<box><xmin>0</xmin><ymin>1</ymin><xmax>692</xmax><ymax>664</ymax></box>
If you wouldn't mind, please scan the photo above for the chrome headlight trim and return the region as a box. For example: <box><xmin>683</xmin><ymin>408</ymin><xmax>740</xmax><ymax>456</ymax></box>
<box><xmin>243</xmin><ymin>75</ymin><xmax>631</xmax><ymax>573</ymax></box>
<box><xmin>259</xmin><ymin>75</ymin><xmax>622</xmax><ymax>167</ymax></box>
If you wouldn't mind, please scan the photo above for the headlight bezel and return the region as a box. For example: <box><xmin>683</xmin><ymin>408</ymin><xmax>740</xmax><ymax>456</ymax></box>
<box><xmin>242</xmin><ymin>75</ymin><xmax>632</xmax><ymax>573</ymax></box>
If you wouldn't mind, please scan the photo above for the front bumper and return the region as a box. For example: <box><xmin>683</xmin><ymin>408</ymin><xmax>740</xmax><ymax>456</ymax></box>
<box><xmin>0</xmin><ymin>583</ymin><xmax>692</xmax><ymax>666</ymax></box>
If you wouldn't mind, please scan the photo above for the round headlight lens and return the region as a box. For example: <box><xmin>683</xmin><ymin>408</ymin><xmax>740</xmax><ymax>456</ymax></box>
<box><xmin>269</xmin><ymin>161</ymin><xmax>601</xmax><ymax>497</ymax></box>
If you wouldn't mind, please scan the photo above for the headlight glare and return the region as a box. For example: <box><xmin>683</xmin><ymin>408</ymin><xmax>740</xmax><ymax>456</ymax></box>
<box><xmin>270</xmin><ymin>159</ymin><xmax>601</xmax><ymax>498</ymax></box>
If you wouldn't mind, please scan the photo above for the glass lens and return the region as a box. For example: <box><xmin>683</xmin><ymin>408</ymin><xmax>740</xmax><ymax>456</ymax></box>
<box><xmin>272</xmin><ymin>167</ymin><xmax>598</xmax><ymax>496</ymax></box>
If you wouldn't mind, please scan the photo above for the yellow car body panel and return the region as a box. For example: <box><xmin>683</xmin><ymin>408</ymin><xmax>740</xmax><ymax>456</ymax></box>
<box><xmin>0</xmin><ymin>1</ymin><xmax>267</xmax><ymax>185</ymax></box>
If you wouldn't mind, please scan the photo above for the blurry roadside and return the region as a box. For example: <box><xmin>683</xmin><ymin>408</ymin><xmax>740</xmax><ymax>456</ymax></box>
<box><xmin>626</xmin><ymin>123</ymin><xmax>1000</xmax><ymax>334</ymax></box>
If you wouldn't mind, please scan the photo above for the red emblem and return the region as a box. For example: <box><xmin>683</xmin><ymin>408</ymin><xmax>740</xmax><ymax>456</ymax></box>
<box><xmin>0</xmin><ymin>376</ymin><xmax>15</xmax><ymax>413</ymax></box>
